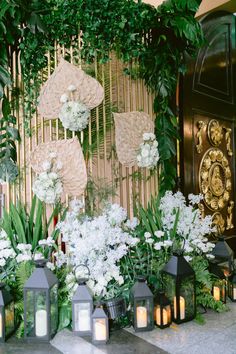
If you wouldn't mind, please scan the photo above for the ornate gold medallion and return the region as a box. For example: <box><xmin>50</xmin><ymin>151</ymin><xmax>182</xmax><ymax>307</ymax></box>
<box><xmin>199</xmin><ymin>148</ymin><xmax>232</xmax><ymax>211</ymax></box>
<box><xmin>208</xmin><ymin>119</ymin><xmax>223</xmax><ymax>146</ymax></box>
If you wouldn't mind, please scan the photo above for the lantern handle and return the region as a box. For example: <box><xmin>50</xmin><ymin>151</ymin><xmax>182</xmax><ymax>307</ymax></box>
<box><xmin>32</xmin><ymin>244</ymin><xmax>51</xmax><ymax>261</ymax></box>
<box><xmin>73</xmin><ymin>263</ymin><xmax>90</xmax><ymax>282</ymax></box>
<box><xmin>172</xmin><ymin>235</ymin><xmax>186</xmax><ymax>255</ymax></box>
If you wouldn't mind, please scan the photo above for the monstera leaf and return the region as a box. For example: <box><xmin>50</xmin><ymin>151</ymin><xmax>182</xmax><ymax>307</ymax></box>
<box><xmin>0</xmin><ymin>96</ymin><xmax>20</xmax><ymax>182</ymax></box>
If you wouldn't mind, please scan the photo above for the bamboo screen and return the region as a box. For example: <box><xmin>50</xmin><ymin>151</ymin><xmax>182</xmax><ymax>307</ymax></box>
<box><xmin>3</xmin><ymin>43</ymin><xmax>159</xmax><ymax>216</ymax></box>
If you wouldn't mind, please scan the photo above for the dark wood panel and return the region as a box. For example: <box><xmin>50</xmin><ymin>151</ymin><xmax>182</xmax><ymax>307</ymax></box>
<box><xmin>180</xmin><ymin>11</ymin><xmax>236</xmax><ymax>249</ymax></box>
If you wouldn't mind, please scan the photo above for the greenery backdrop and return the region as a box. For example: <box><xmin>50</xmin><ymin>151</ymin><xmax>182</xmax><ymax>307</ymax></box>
<box><xmin>0</xmin><ymin>0</ymin><xmax>204</xmax><ymax>191</ymax></box>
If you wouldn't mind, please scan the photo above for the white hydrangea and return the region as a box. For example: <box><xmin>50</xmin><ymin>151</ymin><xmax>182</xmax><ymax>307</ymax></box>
<box><xmin>59</xmin><ymin>101</ymin><xmax>90</xmax><ymax>132</ymax></box>
<box><xmin>33</xmin><ymin>171</ymin><xmax>63</xmax><ymax>204</ymax></box>
<box><xmin>57</xmin><ymin>204</ymin><xmax>139</xmax><ymax>297</ymax></box>
<box><xmin>137</xmin><ymin>132</ymin><xmax>159</xmax><ymax>169</ymax></box>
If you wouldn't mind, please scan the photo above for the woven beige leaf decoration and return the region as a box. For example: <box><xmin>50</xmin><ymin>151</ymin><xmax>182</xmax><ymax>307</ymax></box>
<box><xmin>30</xmin><ymin>138</ymin><xmax>87</xmax><ymax>197</ymax></box>
<box><xmin>114</xmin><ymin>111</ymin><xmax>154</xmax><ymax>167</ymax></box>
<box><xmin>38</xmin><ymin>59</ymin><xmax>104</xmax><ymax>119</ymax></box>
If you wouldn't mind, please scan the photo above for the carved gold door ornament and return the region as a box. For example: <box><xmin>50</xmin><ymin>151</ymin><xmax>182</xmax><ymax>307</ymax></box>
<box><xmin>207</xmin><ymin>119</ymin><xmax>223</xmax><ymax>146</ymax></box>
<box><xmin>196</xmin><ymin>119</ymin><xmax>233</xmax><ymax>157</ymax></box>
<box><xmin>199</xmin><ymin>148</ymin><xmax>231</xmax><ymax>211</ymax></box>
<box><xmin>196</xmin><ymin>121</ymin><xmax>207</xmax><ymax>154</ymax></box>
<box><xmin>212</xmin><ymin>212</ymin><xmax>225</xmax><ymax>234</ymax></box>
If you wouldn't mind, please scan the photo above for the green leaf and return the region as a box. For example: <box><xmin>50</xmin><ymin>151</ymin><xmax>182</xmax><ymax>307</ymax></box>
<box><xmin>9</xmin><ymin>203</ymin><xmax>26</xmax><ymax>243</ymax></box>
<box><xmin>58</xmin><ymin>303</ymin><xmax>71</xmax><ymax>331</ymax></box>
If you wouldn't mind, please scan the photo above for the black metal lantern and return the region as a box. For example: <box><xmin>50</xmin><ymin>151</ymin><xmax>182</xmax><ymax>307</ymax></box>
<box><xmin>209</xmin><ymin>262</ymin><xmax>227</xmax><ymax>303</ymax></box>
<box><xmin>154</xmin><ymin>291</ymin><xmax>172</xmax><ymax>329</ymax></box>
<box><xmin>0</xmin><ymin>283</ymin><xmax>15</xmax><ymax>342</ymax></box>
<box><xmin>162</xmin><ymin>253</ymin><xmax>196</xmax><ymax>324</ymax></box>
<box><xmin>228</xmin><ymin>270</ymin><xmax>236</xmax><ymax>302</ymax></box>
<box><xmin>103</xmin><ymin>297</ymin><xmax>126</xmax><ymax>320</ymax></box>
<box><xmin>24</xmin><ymin>259</ymin><xmax>58</xmax><ymax>341</ymax></box>
<box><xmin>211</xmin><ymin>236</ymin><xmax>234</xmax><ymax>272</ymax></box>
<box><xmin>72</xmin><ymin>278</ymin><xmax>93</xmax><ymax>336</ymax></box>
<box><xmin>130</xmin><ymin>277</ymin><xmax>154</xmax><ymax>332</ymax></box>
<box><xmin>92</xmin><ymin>304</ymin><xmax>109</xmax><ymax>344</ymax></box>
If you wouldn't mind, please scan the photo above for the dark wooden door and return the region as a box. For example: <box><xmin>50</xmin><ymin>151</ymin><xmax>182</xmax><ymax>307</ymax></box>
<box><xmin>180</xmin><ymin>11</ymin><xmax>236</xmax><ymax>250</ymax></box>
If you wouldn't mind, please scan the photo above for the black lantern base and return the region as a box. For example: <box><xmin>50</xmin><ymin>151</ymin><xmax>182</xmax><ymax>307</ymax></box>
<box><xmin>156</xmin><ymin>323</ymin><xmax>171</xmax><ymax>329</ymax></box>
<box><xmin>134</xmin><ymin>326</ymin><xmax>154</xmax><ymax>333</ymax></box>
<box><xmin>172</xmin><ymin>315</ymin><xmax>195</xmax><ymax>325</ymax></box>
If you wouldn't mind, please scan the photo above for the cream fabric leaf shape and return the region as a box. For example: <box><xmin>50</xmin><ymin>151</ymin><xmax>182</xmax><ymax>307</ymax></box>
<box><xmin>38</xmin><ymin>59</ymin><xmax>104</xmax><ymax>119</ymax></box>
<box><xmin>30</xmin><ymin>138</ymin><xmax>87</xmax><ymax>197</ymax></box>
<box><xmin>114</xmin><ymin>111</ymin><xmax>155</xmax><ymax>167</ymax></box>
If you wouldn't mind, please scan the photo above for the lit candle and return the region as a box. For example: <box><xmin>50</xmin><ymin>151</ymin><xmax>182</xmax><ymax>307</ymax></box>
<box><xmin>78</xmin><ymin>309</ymin><xmax>90</xmax><ymax>331</ymax></box>
<box><xmin>136</xmin><ymin>306</ymin><xmax>147</xmax><ymax>328</ymax></box>
<box><xmin>156</xmin><ymin>306</ymin><xmax>168</xmax><ymax>326</ymax></box>
<box><xmin>35</xmin><ymin>309</ymin><xmax>47</xmax><ymax>337</ymax></box>
<box><xmin>213</xmin><ymin>286</ymin><xmax>220</xmax><ymax>301</ymax></box>
<box><xmin>94</xmin><ymin>320</ymin><xmax>106</xmax><ymax>341</ymax></box>
<box><xmin>174</xmin><ymin>296</ymin><xmax>185</xmax><ymax>320</ymax></box>
<box><xmin>0</xmin><ymin>313</ymin><xmax>2</xmax><ymax>337</ymax></box>
<box><xmin>233</xmin><ymin>288</ymin><xmax>236</xmax><ymax>300</ymax></box>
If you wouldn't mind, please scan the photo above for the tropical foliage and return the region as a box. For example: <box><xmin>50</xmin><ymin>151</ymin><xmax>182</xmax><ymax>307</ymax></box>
<box><xmin>0</xmin><ymin>0</ymin><xmax>204</xmax><ymax>190</ymax></box>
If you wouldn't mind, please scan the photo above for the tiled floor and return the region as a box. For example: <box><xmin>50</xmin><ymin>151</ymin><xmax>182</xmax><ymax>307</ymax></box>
<box><xmin>1</xmin><ymin>303</ymin><xmax>236</xmax><ymax>354</ymax></box>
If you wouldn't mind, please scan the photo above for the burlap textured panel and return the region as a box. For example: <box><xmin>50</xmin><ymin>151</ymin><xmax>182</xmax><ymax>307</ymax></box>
<box><xmin>38</xmin><ymin>59</ymin><xmax>104</xmax><ymax>119</ymax></box>
<box><xmin>114</xmin><ymin>111</ymin><xmax>154</xmax><ymax>167</ymax></box>
<box><xmin>30</xmin><ymin>137</ymin><xmax>87</xmax><ymax>198</ymax></box>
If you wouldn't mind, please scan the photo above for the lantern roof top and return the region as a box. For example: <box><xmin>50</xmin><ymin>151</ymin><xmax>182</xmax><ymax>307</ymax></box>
<box><xmin>209</xmin><ymin>262</ymin><xmax>225</xmax><ymax>279</ymax></box>
<box><xmin>212</xmin><ymin>236</ymin><xmax>234</xmax><ymax>261</ymax></box>
<box><xmin>24</xmin><ymin>267</ymin><xmax>58</xmax><ymax>289</ymax></box>
<box><xmin>92</xmin><ymin>306</ymin><xmax>107</xmax><ymax>319</ymax></box>
<box><xmin>131</xmin><ymin>277</ymin><xmax>153</xmax><ymax>298</ymax></box>
<box><xmin>162</xmin><ymin>254</ymin><xmax>194</xmax><ymax>277</ymax></box>
<box><xmin>72</xmin><ymin>283</ymin><xmax>93</xmax><ymax>301</ymax></box>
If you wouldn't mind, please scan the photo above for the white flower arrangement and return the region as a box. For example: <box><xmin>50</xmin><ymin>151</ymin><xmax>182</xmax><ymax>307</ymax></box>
<box><xmin>137</xmin><ymin>132</ymin><xmax>160</xmax><ymax>169</ymax></box>
<box><xmin>158</xmin><ymin>191</ymin><xmax>216</xmax><ymax>260</ymax></box>
<box><xmin>59</xmin><ymin>85</ymin><xmax>90</xmax><ymax>132</ymax></box>
<box><xmin>57</xmin><ymin>202</ymin><xmax>139</xmax><ymax>297</ymax></box>
<box><xmin>0</xmin><ymin>230</ymin><xmax>16</xmax><ymax>267</ymax></box>
<box><xmin>32</xmin><ymin>154</ymin><xmax>63</xmax><ymax>204</ymax></box>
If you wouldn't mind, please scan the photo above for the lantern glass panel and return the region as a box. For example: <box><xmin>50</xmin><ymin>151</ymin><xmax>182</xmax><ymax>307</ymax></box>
<box><xmin>155</xmin><ymin>304</ymin><xmax>171</xmax><ymax>327</ymax></box>
<box><xmin>164</xmin><ymin>275</ymin><xmax>175</xmax><ymax>302</ymax></box>
<box><xmin>35</xmin><ymin>290</ymin><xmax>47</xmax><ymax>337</ymax></box>
<box><xmin>0</xmin><ymin>307</ymin><xmax>3</xmax><ymax>339</ymax></box>
<box><xmin>25</xmin><ymin>290</ymin><xmax>34</xmax><ymax>337</ymax></box>
<box><xmin>50</xmin><ymin>285</ymin><xmax>58</xmax><ymax>335</ymax></box>
<box><xmin>179</xmin><ymin>275</ymin><xmax>195</xmax><ymax>320</ymax></box>
<box><xmin>135</xmin><ymin>299</ymin><xmax>152</xmax><ymax>329</ymax></box>
<box><xmin>5</xmin><ymin>302</ymin><xmax>14</xmax><ymax>336</ymax></box>
<box><xmin>93</xmin><ymin>318</ymin><xmax>107</xmax><ymax>341</ymax></box>
<box><xmin>74</xmin><ymin>302</ymin><xmax>91</xmax><ymax>332</ymax></box>
<box><xmin>213</xmin><ymin>280</ymin><xmax>226</xmax><ymax>302</ymax></box>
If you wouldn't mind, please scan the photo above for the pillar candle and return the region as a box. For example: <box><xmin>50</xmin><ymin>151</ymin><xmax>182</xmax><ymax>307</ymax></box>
<box><xmin>233</xmin><ymin>287</ymin><xmax>236</xmax><ymax>300</ymax></box>
<box><xmin>0</xmin><ymin>313</ymin><xmax>2</xmax><ymax>337</ymax></box>
<box><xmin>136</xmin><ymin>306</ymin><xmax>147</xmax><ymax>328</ymax></box>
<box><xmin>35</xmin><ymin>309</ymin><xmax>47</xmax><ymax>337</ymax></box>
<box><xmin>174</xmin><ymin>296</ymin><xmax>185</xmax><ymax>320</ymax></box>
<box><xmin>213</xmin><ymin>286</ymin><xmax>220</xmax><ymax>301</ymax></box>
<box><xmin>78</xmin><ymin>309</ymin><xmax>90</xmax><ymax>331</ymax></box>
<box><xmin>94</xmin><ymin>320</ymin><xmax>106</xmax><ymax>341</ymax></box>
<box><xmin>156</xmin><ymin>306</ymin><xmax>168</xmax><ymax>326</ymax></box>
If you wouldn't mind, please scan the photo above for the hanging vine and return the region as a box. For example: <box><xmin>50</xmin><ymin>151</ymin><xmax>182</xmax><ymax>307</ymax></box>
<box><xmin>1</xmin><ymin>0</ymin><xmax>204</xmax><ymax>190</ymax></box>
